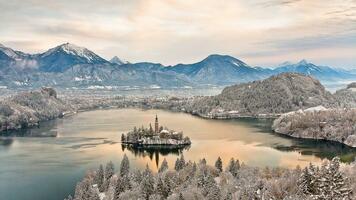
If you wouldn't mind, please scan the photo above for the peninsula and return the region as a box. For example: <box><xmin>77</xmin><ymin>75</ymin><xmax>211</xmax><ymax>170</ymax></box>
<box><xmin>121</xmin><ymin>115</ymin><xmax>191</xmax><ymax>147</ymax></box>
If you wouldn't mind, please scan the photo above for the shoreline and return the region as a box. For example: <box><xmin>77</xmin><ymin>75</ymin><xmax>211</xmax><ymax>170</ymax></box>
<box><xmin>1</xmin><ymin>101</ymin><xmax>355</xmax><ymax>148</ymax></box>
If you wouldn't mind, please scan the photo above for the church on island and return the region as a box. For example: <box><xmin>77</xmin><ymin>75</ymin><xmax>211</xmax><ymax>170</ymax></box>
<box><xmin>121</xmin><ymin>115</ymin><xmax>191</xmax><ymax>147</ymax></box>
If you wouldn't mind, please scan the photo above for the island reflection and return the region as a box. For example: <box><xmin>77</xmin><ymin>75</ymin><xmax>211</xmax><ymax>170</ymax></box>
<box><xmin>121</xmin><ymin>144</ymin><xmax>190</xmax><ymax>167</ymax></box>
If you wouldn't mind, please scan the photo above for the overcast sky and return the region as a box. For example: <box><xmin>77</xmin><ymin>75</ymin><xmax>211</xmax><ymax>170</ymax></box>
<box><xmin>0</xmin><ymin>0</ymin><xmax>355</xmax><ymax>68</ymax></box>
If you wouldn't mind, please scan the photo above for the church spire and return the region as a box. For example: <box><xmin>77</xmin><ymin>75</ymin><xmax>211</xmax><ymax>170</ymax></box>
<box><xmin>155</xmin><ymin>115</ymin><xmax>159</xmax><ymax>134</ymax></box>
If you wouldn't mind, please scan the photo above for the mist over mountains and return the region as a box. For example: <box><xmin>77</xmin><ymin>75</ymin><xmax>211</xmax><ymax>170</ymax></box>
<box><xmin>0</xmin><ymin>43</ymin><xmax>355</xmax><ymax>89</ymax></box>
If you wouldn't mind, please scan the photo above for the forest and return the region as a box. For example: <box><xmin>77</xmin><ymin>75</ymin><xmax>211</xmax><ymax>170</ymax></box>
<box><xmin>66</xmin><ymin>155</ymin><xmax>355</xmax><ymax>200</ymax></box>
<box><xmin>273</xmin><ymin>108</ymin><xmax>356</xmax><ymax>147</ymax></box>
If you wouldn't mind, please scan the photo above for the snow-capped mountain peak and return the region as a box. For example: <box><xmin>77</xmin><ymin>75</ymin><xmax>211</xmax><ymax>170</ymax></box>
<box><xmin>298</xmin><ymin>59</ymin><xmax>308</xmax><ymax>65</ymax></box>
<box><xmin>38</xmin><ymin>43</ymin><xmax>108</xmax><ymax>72</ymax></box>
<box><xmin>59</xmin><ymin>43</ymin><xmax>89</xmax><ymax>58</ymax></box>
<box><xmin>42</xmin><ymin>42</ymin><xmax>99</xmax><ymax>62</ymax></box>
<box><xmin>0</xmin><ymin>43</ymin><xmax>29</xmax><ymax>59</ymax></box>
<box><xmin>110</xmin><ymin>56</ymin><xmax>128</xmax><ymax>65</ymax></box>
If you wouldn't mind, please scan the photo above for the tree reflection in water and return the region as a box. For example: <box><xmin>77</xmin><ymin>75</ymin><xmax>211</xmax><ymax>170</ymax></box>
<box><xmin>121</xmin><ymin>144</ymin><xmax>190</xmax><ymax>167</ymax></box>
<box><xmin>0</xmin><ymin>137</ymin><xmax>13</xmax><ymax>146</ymax></box>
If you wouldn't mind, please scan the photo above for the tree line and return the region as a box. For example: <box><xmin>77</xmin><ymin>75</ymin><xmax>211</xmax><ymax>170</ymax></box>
<box><xmin>66</xmin><ymin>155</ymin><xmax>355</xmax><ymax>200</ymax></box>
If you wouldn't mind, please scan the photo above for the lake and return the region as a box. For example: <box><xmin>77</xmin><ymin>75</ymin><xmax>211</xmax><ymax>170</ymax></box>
<box><xmin>0</xmin><ymin>108</ymin><xmax>355</xmax><ymax>200</ymax></box>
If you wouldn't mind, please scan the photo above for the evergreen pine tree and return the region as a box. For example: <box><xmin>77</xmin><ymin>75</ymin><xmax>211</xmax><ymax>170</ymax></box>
<box><xmin>227</xmin><ymin>158</ymin><xmax>238</xmax><ymax>177</ymax></box>
<box><xmin>318</xmin><ymin>157</ymin><xmax>352</xmax><ymax>199</ymax></box>
<box><xmin>205</xmin><ymin>173</ymin><xmax>221</xmax><ymax>199</ymax></box>
<box><xmin>105</xmin><ymin>161</ymin><xmax>115</xmax><ymax>180</ymax></box>
<box><xmin>224</xmin><ymin>191</ymin><xmax>233</xmax><ymax>200</ymax></box>
<box><xmin>133</xmin><ymin>169</ymin><xmax>142</xmax><ymax>183</ymax></box>
<box><xmin>175</xmin><ymin>157</ymin><xmax>181</xmax><ymax>171</ymax></box>
<box><xmin>149</xmin><ymin>123</ymin><xmax>153</xmax><ymax>135</ymax></box>
<box><xmin>141</xmin><ymin>165</ymin><xmax>155</xmax><ymax>200</ymax></box>
<box><xmin>178</xmin><ymin>192</ymin><xmax>185</xmax><ymax>200</ymax></box>
<box><xmin>200</xmin><ymin>158</ymin><xmax>207</xmax><ymax>165</ymax></box>
<box><xmin>180</xmin><ymin>154</ymin><xmax>186</xmax><ymax>167</ymax></box>
<box><xmin>298</xmin><ymin>166</ymin><xmax>314</xmax><ymax>195</ymax></box>
<box><xmin>235</xmin><ymin>159</ymin><xmax>240</xmax><ymax>170</ymax></box>
<box><xmin>156</xmin><ymin>176</ymin><xmax>169</xmax><ymax>198</ymax></box>
<box><xmin>95</xmin><ymin>164</ymin><xmax>104</xmax><ymax>192</ymax></box>
<box><xmin>114</xmin><ymin>176</ymin><xmax>125</xmax><ymax>200</ymax></box>
<box><xmin>215</xmin><ymin>157</ymin><xmax>223</xmax><ymax>172</ymax></box>
<box><xmin>120</xmin><ymin>154</ymin><xmax>130</xmax><ymax>177</ymax></box>
<box><xmin>88</xmin><ymin>187</ymin><xmax>100</xmax><ymax>200</ymax></box>
<box><xmin>175</xmin><ymin>155</ymin><xmax>186</xmax><ymax>171</ymax></box>
<box><xmin>159</xmin><ymin>158</ymin><xmax>169</xmax><ymax>173</ymax></box>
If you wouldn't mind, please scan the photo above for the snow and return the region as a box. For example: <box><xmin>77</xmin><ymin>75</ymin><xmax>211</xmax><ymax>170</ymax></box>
<box><xmin>0</xmin><ymin>45</ymin><xmax>19</xmax><ymax>58</ymax></box>
<box><xmin>99</xmin><ymin>193</ymin><xmax>106</xmax><ymax>200</ymax></box>
<box><xmin>281</xmin><ymin>105</ymin><xmax>327</xmax><ymax>117</ymax></box>
<box><xmin>74</xmin><ymin>77</ymin><xmax>85</xmax><ymax>81</ymax></box>
<box><xmin>61</xmin><ymin>43</ymin><xmax>94</xmax><ymax>61</ymax></box>
<box><xmin>304</xmin><ymin>105</ymin><xmax>328</xmax><ymax>112</ymax></box>
<box><xmin>110</xmin><ymin>56</ymin><xmax>128</xmax><ymax>64</ymax></box>
<box><xmin>232</xmin><ymin>61</ymin><xmax>243</xmax><ymax>67</ymax></box>
<box><xmin>150</xmin><ymin>85</ymin><xmax>161</xmax><ymax>89</ymax></box>
<box><xmin>42</xmin><ymin>43</ymin><xmax>99</xmax><ymax>62</ymax></box>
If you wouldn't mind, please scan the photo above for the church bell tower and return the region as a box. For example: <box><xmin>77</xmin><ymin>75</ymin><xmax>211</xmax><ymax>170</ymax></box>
<box><xmin>155</xmin><ymin>115</ymin><xmax>159</xmax><ymax>134</ymax></box>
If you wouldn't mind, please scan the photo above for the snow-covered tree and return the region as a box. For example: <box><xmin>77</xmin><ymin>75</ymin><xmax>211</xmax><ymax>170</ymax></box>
<box><xmin>114</xmin><ymin>176</ymin><xmax>125</xmax><ymax>200</ymax></box>
<box><xmin>200</xmin><ymin>158</ymin><xmax>207</xmax><ymax>165</ymax></box>
<box><xmin>94</xmin><ymin>165</ymin><xmax>104</xmax><ymax>192</ymax></box>
<box><xmin>215</xmin><ymin>157</ymin><xmax>223</xmax><ymax>173</ymax></box>
<box><xmin>141</xmin><ymin>165</ymin><xmax>155</xmax><ymax>200</ymax></box>
<box><xmin>119</xmin><ymin>154</ymin><xmax>130</xmax><ymax>177</ymax></box>
<box><xmin>178</xmin><ymin>192</ymin><xmax>184</xmax><ymax>200</ymax></box>
<box><xmin>132</xmin><ymin>169</ymin><xmax>142</xmax><ymax>183</ymax></box>
<box><xmin>317</xmin><ymin>157</ymin><xmax>352</xmax><ymax>199</ymax></box>
<box><xmin>299</xmin><ymin>166</ymin><xmax>315</xmax><ymax>195</ymax></box>
<box><xmin>205</xmin><ymin>173</ymin><xmax>221</xmax><ymax>200</ymax></box>
<box><xmin>159</xmin><ymin>158</ymin><xmax>169</xmax><ymax>173</ymax></box>
<box><xmin>149</xmin><ymin>194</ymin><xmax>162</xmax><ymax>200</ymax></box>
<box><xmin>156</xmin><ymin>175</ymin><xmax>170</xmax><ymax>198</ymax></box>
<box><xmin>67</xmin><ymin>156</ymin><xmax>354</xmax><ymax>200</ymax></box>
<box><xmin>73</xmin><ymin>176</ymin><xmax>100</xmax><ymax>200</ymax></box>
<box><xmin>64</xmin><ymin>195</ymin><xmax>73</xmax><ymax>200</ymax></box>
<box><xmin>226</xmin><ymin>158</ymin><xmax>239</xmax><ymax>177</ymax></box>
<box><xmin>105</xmin><ymin>161</ymin><xmax>115</xmax><ymax>180</ymax></box>
<box><xmin>175</xmin><ymin>155</ymin><xmax>185</xmax><ymax>171</ymax></box>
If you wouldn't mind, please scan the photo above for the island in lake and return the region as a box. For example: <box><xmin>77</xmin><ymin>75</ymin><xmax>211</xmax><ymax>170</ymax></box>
<box><xmin>121</xmin><ymin>115</ymin><xmax>191</xmax><ymax>148</ymax></box>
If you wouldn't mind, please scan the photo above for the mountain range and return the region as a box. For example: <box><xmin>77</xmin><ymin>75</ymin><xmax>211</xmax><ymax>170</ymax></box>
<box><xmin>0</xmin><ymin>43</ymin><xmax>355</xmax><ymax>89</ymax></box>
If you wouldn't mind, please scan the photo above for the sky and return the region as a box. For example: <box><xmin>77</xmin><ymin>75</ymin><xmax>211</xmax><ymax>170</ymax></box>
<box><xmin>0</xmin><ymin>0</ymin><xmax>356</xmax><ymax>69</ymax></box>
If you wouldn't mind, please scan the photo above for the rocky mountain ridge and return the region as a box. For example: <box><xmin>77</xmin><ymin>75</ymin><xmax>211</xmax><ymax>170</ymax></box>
<box><xmin>0</xmin><ymin>43</ymin><xmax>355</xmax><ymax>89</ymax></box>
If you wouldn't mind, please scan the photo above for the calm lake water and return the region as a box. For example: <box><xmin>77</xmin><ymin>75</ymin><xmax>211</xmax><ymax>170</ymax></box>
<box><xmin>0</xmin><ymin>108</ymin><xmax>355</xmax><ymax>200</ymax></box>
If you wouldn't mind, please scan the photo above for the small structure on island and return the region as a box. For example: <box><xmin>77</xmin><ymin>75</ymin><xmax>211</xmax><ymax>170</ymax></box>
<box><xmin>121</xmin><ymin>115</ymin><xmax>191</xmax><ymax>148</ymax></box>
<box><xmin>155</xmin><ymin>114</ymin><xmax>159</xmax><ymax>134</ymax></box>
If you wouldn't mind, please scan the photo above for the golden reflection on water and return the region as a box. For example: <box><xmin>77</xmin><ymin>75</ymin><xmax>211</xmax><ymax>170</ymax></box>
<box><xmin>50</xmin><ymin>108</ymin><xmax>345</xmax><ymax>171</ymax></box>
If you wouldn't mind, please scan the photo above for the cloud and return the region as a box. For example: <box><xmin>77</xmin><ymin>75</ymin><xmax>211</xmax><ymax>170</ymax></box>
<box><xmin>0</xmin><ymin>0</ymin><xmax>355</xmax><ymax>68</ymax></box>
<box><xmin>256</xmin><ymin>0</ymin><xmax>303</xmax><ymax>8</ymax></box>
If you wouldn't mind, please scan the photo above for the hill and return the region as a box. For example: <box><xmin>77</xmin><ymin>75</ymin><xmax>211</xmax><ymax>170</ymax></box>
<box><xmin>184</xmin><ymin>73</ymin><xmax>336</xmax><ymax>117</ymax></box>
<box><xmin>0</xmin><ymin>88</ymin><xmax>72</xmax><ymax>132</ymax></box>
<box><xmin>272</xmin><ymin>107</ymin><xmax>356</xmax><ymax>147</ymax></box>
<box><xmin>334</xmin><ymin>82</ymin><xmax>356</xmax><ymax>108</ymax></box>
